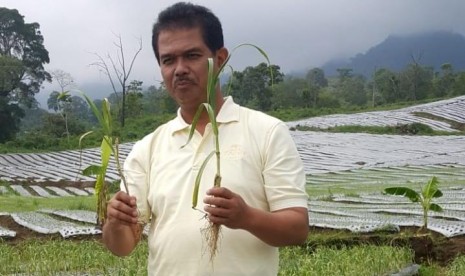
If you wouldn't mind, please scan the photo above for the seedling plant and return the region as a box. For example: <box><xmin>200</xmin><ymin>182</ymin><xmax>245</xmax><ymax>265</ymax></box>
<box><xmin>79</xmin><ymin>94</ymin><xmax>129</xmax><ymax>226</ymax></box>
<box><xmin>384</xmin><ymin>176</ymin><xmax>443</xmax><ymax>232</ymax></box>
<box><xmin>184</xmin><ymin>44</ymin><xmax>272</xmax><ymax>261</ymax></box>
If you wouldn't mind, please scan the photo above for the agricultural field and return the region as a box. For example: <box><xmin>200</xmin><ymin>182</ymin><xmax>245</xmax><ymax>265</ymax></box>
<box><xmin>1</xmin><ymin>95</ymin><xmax>465</xmax><ymax>275</ymax></box>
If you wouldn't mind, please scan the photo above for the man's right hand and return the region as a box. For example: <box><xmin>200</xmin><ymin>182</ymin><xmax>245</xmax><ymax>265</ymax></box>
<box><xmin>103</xmin><ymin>191</ymin><xmax>142</xmax><ymax>256</ymax></box>
<box><xmin>106</xmin><ymin>191</ymin><xmax>139</xmax><ymax>225</ymax></box>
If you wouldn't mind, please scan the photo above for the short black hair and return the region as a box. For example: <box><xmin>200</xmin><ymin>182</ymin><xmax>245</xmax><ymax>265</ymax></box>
<box><xmin>151</xmin><ymin>2</ymin><xmax>224</xmax><ymax>63</ymax></box>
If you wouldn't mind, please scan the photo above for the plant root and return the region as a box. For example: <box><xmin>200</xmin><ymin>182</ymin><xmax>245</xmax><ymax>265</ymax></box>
<box><xmin>201</xmin><ymin>221</ymin><xmax>222</xmax><ymax>262</ymax></box>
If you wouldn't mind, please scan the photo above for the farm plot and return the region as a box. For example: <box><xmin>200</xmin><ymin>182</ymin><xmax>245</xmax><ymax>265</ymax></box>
<box><xmin>1</xmin><ymin>131</ymin><xmax>464</xmax><ymax>184</ymax></box>
<box><xmin>0</xmin><ymin>210</ymin><xmax>149</xmax><ymax>239</ymax></box>
<box><xmin>0</xmin><ymin>143</ymin><xmax>134</xmax><ymax>183</ymax></box>
<box><xmin>288</xmin><ymin>95</ymin><xmax>465</xmax><ymax>132</ymax></box>
<box><xmin>294</xmin><ymin>131</ymin><xmax>465</xmax><ymax>174</ymax></box>
<box><xmin>1</xmin><ymin>96</ymin><xmax>464</xmax><ymax>239</ymax></box>
<box><xmin>309</xmin><ymin>189</ymin><xmax>465</xmax><ymax>237</ymax></box>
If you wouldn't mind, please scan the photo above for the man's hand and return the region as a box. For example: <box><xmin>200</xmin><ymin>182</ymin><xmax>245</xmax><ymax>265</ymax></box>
<box><xmin>203</xmin><ymin>187</ymin><xmax>309</xmax><ymax>247</ymax></box>
<box><xmin>103</xmin><ymin>191</ymin><xmax>141</xmax><ymax>256</ymax></box>
<box><xmin>203</xmin><ymin>187</ymin><xmax>251</xmax><ymax>229</ymax></box>
<box><xmin>106</xmin><ymin>191</ymin><xmax>139</xmax><ymax>225</ymax></box>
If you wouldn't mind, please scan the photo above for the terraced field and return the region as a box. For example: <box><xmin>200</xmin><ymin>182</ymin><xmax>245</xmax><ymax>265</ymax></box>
<box><xmin>289</xmin><ymin>95</ymin><xmax>465</xmax><ymax>132</ymax></box>
<box><xmin>1</xmin><ymin>96</ymin><xmax>464</xmax><ymax>239</ymax></box>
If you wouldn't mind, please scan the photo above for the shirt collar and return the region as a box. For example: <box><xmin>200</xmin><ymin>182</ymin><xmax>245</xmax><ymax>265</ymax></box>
<box><xmin>170</xmin><ymin>96</ymin><xmax>240</xmax><ymax>134</ymax></box>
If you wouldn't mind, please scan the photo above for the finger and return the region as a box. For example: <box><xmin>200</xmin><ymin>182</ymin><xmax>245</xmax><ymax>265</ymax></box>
<box><xmin>204</xmin><ymin>205</ymin><xmax>229</xmax><ymax>218</ymax></box>
<box><xmin>203</xmin><ymin>196</ymin><xmax>230</xmax><ymax>208</ymax></box>
<box><xmin>107</xmin><ymin>205</ymin><xmax>138</xmax><ymax>224</ymax></box>
<box><xmin>207</xmin><ymin>214</ymin><xmax>227</xmax><ymax>225</ymax></box>
<box><xmin>206</xmin><ymin>187</ymin><xmax>233</xmax><ymax>199</ymax></box>
<box><xmin>114</xmin><ymin>191</ymin><xmax>137</xmax><ymax>207</ymax></box>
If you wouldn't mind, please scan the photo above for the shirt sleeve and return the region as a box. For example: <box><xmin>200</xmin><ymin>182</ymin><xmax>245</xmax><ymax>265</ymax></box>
<box><xmin>262</xmin><ymin>121</ymin><xmax>309</xmax><ymax>212</ymax></box>
<box><xmin>122</xmin><ymin>140</ymin><xmax>151</xmax><ymax>223</ymax></box>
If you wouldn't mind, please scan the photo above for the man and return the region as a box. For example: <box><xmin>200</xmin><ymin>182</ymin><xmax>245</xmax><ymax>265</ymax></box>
<box><xmin>102</xmin><ymin>2</ymin><xmax>309</xmax><ymax>275</ymax></box>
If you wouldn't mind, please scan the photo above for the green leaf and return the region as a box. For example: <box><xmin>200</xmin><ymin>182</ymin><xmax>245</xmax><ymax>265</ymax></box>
<box><xmin>100</xmin><ymin>135</ymin><xmax>113</xmax><ymax>168</ymax></box>
<box><xmin>192</xmin><ymin>150</ymin><xmax>216</xmax><ymax>209</ymax></box>
<box><xmin>432</xmin><ymin>190</ymin><xmax>443</xmax><ymax>198</ymax></box>
<box><xmin>206</xmin><ymin>58</ymin><xmax>216</xmax><ymax>108</ymax></box>
<box><xmin>225</xmin><ymin>43</ymin><xmax>273</xmax><ymax>85</ymax></box>
<box><xmin>429</xmin><ymin>203</ymin><xmax>443</xmax><ymax>212</ymax></box>
<box><xmin>422</xmin><ymin>176</ymin><xmax>441</xmax><ymax>199</ymax></box>
<box><xmin>80</xmin><ymin>92</ymin><xmax>111</xmax><ymax>135</ymax></box>
<box><xmin>79</xmin><ymin>131</ymin><xmax>93</xmax><ymax>148</ymax></box>
<box><xmin>82</xmin><ymin>165</ymin><xmax>103</xmax><ymax>176</ymax></box>
<box><xmin>384</xmin><ymin>187</ymin><xmax>420</xmax><ymax>202</ymax></box>
<box><xmin>181</xmin><ymin>104</ymin><xmax>206</xmax><ymax>148</ymax></box>
<box><xmin>95</xmin><ymin>173</ymin><xmax>106</xmax><ymax>203</ymax></box>
<box><xmin>203</xmin><ymin>103</ymin><xmax>218</xmax><ymax>136</ymax></box>
<box><xmin>57</xmin><ymin>91</ymin><xmax>71</xmax><ymax>101</ymax></box>
<box><xmin>101</xmin><ymin>98</ymin><xmax>112</xmax><ymax>135</ymax></box>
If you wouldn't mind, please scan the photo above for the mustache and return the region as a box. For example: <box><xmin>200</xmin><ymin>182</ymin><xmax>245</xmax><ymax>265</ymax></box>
<box><xmin>174</xmin><ymin>77</ymin><xmax>194</xmax><ymax>85</ymax></box>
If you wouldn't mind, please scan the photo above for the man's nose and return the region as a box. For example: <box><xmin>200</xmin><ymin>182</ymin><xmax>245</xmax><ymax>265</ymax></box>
<box><xmin>174</xmin><ymin>59</ymin><xmax>188</xmax><ymax>76</ymax></box>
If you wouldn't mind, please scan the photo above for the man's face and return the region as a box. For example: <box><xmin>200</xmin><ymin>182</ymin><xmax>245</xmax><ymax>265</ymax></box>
<box><xmin>157</xmin><ymin>27</ymin><xmax>226</xmax><ymax>114</ymax></box>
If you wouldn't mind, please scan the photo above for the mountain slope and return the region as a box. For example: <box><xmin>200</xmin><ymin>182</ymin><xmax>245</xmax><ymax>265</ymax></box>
<box><xmin>322</xmin><ymin>31</ymin><xmax>465</xmax><ymax>77</ymax></box>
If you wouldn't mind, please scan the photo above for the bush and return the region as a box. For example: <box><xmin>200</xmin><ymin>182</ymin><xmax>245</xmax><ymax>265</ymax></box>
<box><xmin>395</xmin><ymin>123</ymin><xmax>434</xmax><ymax>135</ymax></box>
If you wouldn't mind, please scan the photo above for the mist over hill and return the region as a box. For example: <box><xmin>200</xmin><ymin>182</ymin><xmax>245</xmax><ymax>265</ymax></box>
<box><xmin>321</xmin><ymin>31</ymin><xmax>465</xmax><ymax>77</ymax></box>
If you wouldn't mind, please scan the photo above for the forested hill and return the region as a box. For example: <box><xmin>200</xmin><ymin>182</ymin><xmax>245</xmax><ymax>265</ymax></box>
<box><xmin>322</xmin><ymin>31</ymin><xmax>465</xmax><ymax>77</ymax></box>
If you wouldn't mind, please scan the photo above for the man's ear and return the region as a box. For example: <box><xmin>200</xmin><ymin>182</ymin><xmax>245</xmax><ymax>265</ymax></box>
<box><xmin>215</xmin><ymin>47</ymin><xmax>229</xmax><ymax>68</ymax></box>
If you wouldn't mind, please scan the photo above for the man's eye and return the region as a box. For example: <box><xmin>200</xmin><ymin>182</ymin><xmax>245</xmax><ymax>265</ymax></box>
<box><xmin>161</xmin><ymin>58</ymin><xmax>173</xmax><ymax>65</ymax></box>
<box><xmin>187</xmin><ymin>53</ymin><xmax>200</xmax><ymax>59</ymax></box>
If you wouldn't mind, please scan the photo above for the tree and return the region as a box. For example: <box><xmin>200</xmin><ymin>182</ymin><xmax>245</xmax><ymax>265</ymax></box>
<box><xmin>47</xmin><ymin>90</ymin><xmax>72</xmax><ymax>142</ymax></box>
<box><xmin>47</xmin><ymin>70</ymin><xmax>75</xmax><ymax>144</ymax></box>
<box><xmin>433</xmin><ymin>63</ymin><xmax>455</xmax><ymax>97</ymax></box>
<box><xmin>271</xmin><ymin>77</ymin><xmax>307</xmax><ymax>109</ymax></box>
<box><xmin>305</xmin><ymin>68</ymin><xmax>328</xmax><ymax>107</ymax></box>
<box><xmin>144</xmin><ymin>83</ymin><xmax>177</xmax><ymax>114</ymax></box>
<box><xmin>228</xmin><ymin>63</ymin><xmax>283</xmax><ymax>111</ymax></box>
<box><xmin>399</xmin><ymin>63</ymin><xmax>434</xmax><ymax>102</ymax></box>
<box><xmin>0</xmin><ymin>8</ymin><xmax>51</xmax><ymax>142</ymax></box>
<box><xmin>373</xmin><ymin>68</ymin><xmax>400</xmax><ymax>104</ymax></box>
<box><xmin>91</xmin><ymin>34</ymin><xmax>142</xmax><ymax>127</ymax></box>
<box><xmin>335</xmin><ymin>68</ymin><xmax>367</xmax><ymax>106</ymax></box>
<box><xmin>126</xmin><ymin>80</ymin><xmax>144</xmax><ymax>118</ymax></box>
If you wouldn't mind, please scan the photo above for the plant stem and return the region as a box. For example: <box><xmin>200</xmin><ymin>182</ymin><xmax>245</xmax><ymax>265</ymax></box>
<box><xmin>115</xmin><ymin>138</ymin><xmax>129</xmax><ymax>195</ymax></box>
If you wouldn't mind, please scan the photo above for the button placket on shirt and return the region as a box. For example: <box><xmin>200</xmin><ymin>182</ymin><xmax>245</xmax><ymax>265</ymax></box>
<box><xmin>192</xmin><ymin>123</ymin><xmax>213</xmax><ymax>172</ymax></box>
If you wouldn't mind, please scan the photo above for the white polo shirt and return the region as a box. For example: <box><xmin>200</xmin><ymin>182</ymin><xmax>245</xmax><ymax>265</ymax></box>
<box><xmin>123</xmin><ymin>96</ymin><xmax>308</xmax><ymax>275</ymax></box>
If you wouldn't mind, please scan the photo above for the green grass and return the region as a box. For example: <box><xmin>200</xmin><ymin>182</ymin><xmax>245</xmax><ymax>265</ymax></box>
<box><xmin>0</xmin><ymin>195</ymin><xmax>95</xmax><ymax>212</ymax></box>
<box><xmin>294</xmin><ymin>123</ymin><xmax>463</xmax><ymax>136</ymax></box>
<box><xmin>0</xmin><ymin>235</ymin><xmax>415</xmax><ymax>275</ymax></box>
<box><xmin>446</xmin><ymin>255</ymin><xmax>465</xmax><ymax>276</ymax></box>
<box><xmin>278</xmin><ymin>245</ymin><xmax>414</xmax><ymax>276</ymax></box>
<box><xmin>0</xmin><ymin>239</ymin><xmax>148</xmax><ymax>275</ymax></box>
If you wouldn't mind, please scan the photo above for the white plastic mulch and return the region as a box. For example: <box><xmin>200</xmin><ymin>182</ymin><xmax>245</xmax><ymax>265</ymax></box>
<box><xmin>0</xmin><ymin>212</ymin><xmax>16</xmax><ymax>238</ymax></box>
<box><xmin>0</xmin><ymin>226</ymin><xmax>16</xmax><ymax>238</ymax></box>
<box><xmin>309</xmin><ymin>188</ymin><xmax>465</xmax><ymax>237</ymax></box>
<box><xmin>30</xmin><ymin>185</ymin><xmax>56</xmax><ymax>198</ymax></box>
<box><xmin>39</xmin><ymin>209</ymin><xmax>98</xmax><ymax>224</ymax></box>
<box><xmin>45</xmin><ymin>186</ymin><xmax>75</xmax><ymax>197</ymax></box>
<box><xmin>289</xmin><ymin>95</ymin><xmax>465</xmax><ymax>132</ymax></box>
<box><xmin>11</xmin><ymin>211</ymin><xmax>101</xmax><ymax>238</ymax></box>
<box><xmin>65</xmin><ymin>187</ymin><xmax>91</xmax><ymax>196</ymax></box>
<box><xmin>0</xmin><ymin>186</ymin><xmax>8</xmax><ymax>194</ymax></box>
<box><xmin>9</xmin><ymin>185</ymin><xmax>32</xmax><ymax>197</ymax></box>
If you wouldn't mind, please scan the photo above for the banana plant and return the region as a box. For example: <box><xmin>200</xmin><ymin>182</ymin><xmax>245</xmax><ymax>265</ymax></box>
<box><xmin>79</xmin><ymin>94</ymin><xmax>128</xmax><ymax>226</ymax></box>
<box><xmin>384</xmin><ymin>176</ymin><xmax>443</xmax><ymax>231</ymax></box>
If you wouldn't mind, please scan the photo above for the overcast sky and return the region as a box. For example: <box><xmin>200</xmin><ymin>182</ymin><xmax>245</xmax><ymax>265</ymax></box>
<box><xmin>3</xmin><ymin>0</ymin><xmax>465</xmax><ymax>107</ymax></box>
